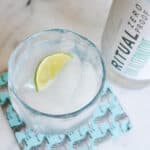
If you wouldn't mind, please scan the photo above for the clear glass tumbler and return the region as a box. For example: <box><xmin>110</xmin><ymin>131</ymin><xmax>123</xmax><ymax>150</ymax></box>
<box><xmin>8</xmin><ymin>29</ymin><xmax>106</xmax><ymax>134</ymax></box>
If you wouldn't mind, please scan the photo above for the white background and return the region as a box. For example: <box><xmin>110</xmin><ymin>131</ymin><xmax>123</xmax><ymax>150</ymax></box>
<box><xmin>0</xmin><ymin>0</ymin><xmax>150</xmax><ymax>149</ymax></box>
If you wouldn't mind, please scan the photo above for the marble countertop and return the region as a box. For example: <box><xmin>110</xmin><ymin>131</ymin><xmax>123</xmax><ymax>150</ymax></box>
<box><xmin>0</xmin><ymin>0</ymin><xmax>150</xmax><ymax>150</ymax></box>
<box><xmin>0</xmin><ymin>0</ymin><xmax>111</xmax><ymax>73</ymax></box>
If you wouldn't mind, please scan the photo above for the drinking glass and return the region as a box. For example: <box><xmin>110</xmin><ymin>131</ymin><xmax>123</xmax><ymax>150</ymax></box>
<box><xmin>8</xmin><ymin>29</ymin><xmax>106</xmax><ymax>133</ymax></box>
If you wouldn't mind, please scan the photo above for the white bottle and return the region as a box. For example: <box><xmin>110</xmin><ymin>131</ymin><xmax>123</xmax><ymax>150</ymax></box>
<box><xmin>102</xmin><ymin>0</ymin><xmax>150</xmax><ymax>88</ymax></box>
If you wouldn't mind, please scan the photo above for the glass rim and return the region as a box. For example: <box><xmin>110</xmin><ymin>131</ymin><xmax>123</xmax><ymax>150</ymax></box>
<box><xmin>8</xmin><ymin>28</ymin><xmax>106</xmax><ymax>119</ymax></box>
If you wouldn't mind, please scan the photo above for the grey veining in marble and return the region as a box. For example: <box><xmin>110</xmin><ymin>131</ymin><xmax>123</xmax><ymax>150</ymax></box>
<box><xmin>0</xmin><ymin>0</ymin><xmax>112</xmax><ymax>73</ymax></box>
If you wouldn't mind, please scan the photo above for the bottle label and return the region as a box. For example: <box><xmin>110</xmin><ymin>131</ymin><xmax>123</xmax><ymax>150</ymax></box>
<box><xmin>110</xmin><ymin>0</ymin><xmax>150</xmax><ymax>80</ymax></box>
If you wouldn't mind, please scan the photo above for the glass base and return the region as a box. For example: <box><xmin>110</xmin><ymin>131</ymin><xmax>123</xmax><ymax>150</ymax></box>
<box><xmin>106</xmin><ymin>67</ymin><xmax>150</xmax><ymax>89</ymax></box>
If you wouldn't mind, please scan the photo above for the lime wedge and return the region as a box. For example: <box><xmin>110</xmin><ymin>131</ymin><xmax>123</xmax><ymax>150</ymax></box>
<box><xmin>34</xmin><ymin>52</ymin><xmax>72</xmax><ymax>92</ymax></box>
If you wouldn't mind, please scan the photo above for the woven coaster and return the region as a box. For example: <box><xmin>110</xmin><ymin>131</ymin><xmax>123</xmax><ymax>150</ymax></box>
<box><xmin>0</xmin><ymin>72</ymin><xmax>131</xmax><ymax>150</ymax></box>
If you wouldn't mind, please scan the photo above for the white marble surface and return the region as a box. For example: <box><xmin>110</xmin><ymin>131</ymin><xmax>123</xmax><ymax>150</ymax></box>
<box><xmin>0</xmin><ymin>0</ymin><xmax>150</xmax><ymax>150</ymax></box>
<box><xmin>0</xmin><ymin>0</ymin><xmax>111</xmax><ymax>73</ymax></box>
<box><xmin>96</xmin><ymin>85</ymin><xmax>150</xmax><ymax>150</ymax></box>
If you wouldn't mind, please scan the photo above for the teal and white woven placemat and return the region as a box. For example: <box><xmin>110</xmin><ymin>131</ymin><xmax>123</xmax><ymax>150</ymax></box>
<box><xmin>0</xmin><ymin>72</ymin><xmax>131</xmax><ymax>150</ymax></box>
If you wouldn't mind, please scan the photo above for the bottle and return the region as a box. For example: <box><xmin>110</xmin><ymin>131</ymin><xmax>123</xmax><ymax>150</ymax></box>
<box><xmin>102</xmin><ymin>0</ymin><xmax>150</xmax><ymax>88</ymax></box>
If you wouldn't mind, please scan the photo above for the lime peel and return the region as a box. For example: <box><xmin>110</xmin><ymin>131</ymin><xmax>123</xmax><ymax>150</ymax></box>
<box><xmin>34</xmin><ymin>52</ymin><xmax>72</xmax><ymax>92</ymax></box>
